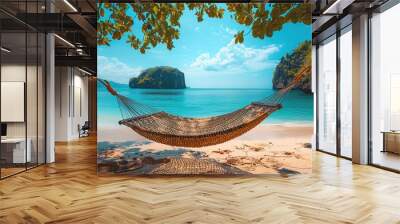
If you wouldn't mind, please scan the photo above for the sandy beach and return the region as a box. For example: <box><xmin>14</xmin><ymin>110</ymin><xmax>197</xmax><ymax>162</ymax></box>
<box><xmin>97</xmin><ymin>123</ymin><xmax>313</xmax><ymax>175</ymax></box>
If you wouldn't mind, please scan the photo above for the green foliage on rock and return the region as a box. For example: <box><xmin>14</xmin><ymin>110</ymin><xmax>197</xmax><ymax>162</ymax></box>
<box><xmin>272</xmin><ymin>41</ymin><xmax>312</xmax><ymax>94</ymax></box>
<box><xmin>129</xmin><ymin>66</ymin><xmax>186</xmax><ymax>89</ymax></box>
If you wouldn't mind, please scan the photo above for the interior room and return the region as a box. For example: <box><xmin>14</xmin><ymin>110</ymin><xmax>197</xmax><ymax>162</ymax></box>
<box><xmin>0</xmin><ymin>0</ymin><xmax>96</xmax><ymax>179</ymax></box>
<box><xmin>314</xmin><ymin>0</ymin><xmax>400</xmax><ymax>171</ymax></box>
<box><xmin>0</xmin><ymin>0</ymin><xmax>400</xmax><ymax>223</ymax></box>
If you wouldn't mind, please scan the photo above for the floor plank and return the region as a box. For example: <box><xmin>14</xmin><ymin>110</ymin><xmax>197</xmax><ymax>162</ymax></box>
<box><xmin>0</xmin><ymin>135</ymin><xmax>400</xmax><ymax>224</ymax></box>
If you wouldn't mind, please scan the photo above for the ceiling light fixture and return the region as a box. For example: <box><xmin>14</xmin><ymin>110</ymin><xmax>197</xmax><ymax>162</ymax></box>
<box><xmin>78</xmin><ymin>67</ymin><xmax>92</xmax><ymax>76</ymax></box>
<box><xmin>323</xmin><ymin>0</ymin><xmax>354</xmax><ymax>15</ymax></box>
<box><xmin>323</xmin><ymin>0</ymin><xmax>341</xmax><ymax>14</ymax></box>
<box><xmin>54</xmin><ymin>34</ymin><xmax>75</xmax><ymax>48</ymax></box>
<box><xmin>1</xmin><ymin>47</ymin><xmax>11</xmax><ymax>53</ymax></box>
<box><xmin>63</xmin><ymin>0</ymin><xmax>78</xmax><ymax>12</ymax></box>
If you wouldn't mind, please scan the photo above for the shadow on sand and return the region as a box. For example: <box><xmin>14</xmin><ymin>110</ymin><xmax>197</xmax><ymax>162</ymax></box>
<box><xmin>97</xmin><ymin>141</ymin><xmax>301</xmax><ymax>176</ymax></box>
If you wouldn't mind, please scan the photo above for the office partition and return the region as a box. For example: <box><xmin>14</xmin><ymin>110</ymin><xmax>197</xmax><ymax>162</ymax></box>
<box><xmin>0</xmin><ymin>0</ymin><xmax>47</xmax><ymax>179</ymax></box>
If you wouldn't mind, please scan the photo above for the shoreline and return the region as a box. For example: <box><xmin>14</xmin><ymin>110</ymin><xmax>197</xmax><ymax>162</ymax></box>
<box><xmin>98</xmin><ymin>122</ymin><xmax>313</xmax><ymax>142</ymax></box>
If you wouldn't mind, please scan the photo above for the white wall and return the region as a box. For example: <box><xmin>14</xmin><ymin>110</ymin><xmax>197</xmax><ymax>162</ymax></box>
<box><xmin>55</xmin><ymin>67</ymin><xmax>89</xmax><ymax>141</ymax></box>
<box><xmin>72</xmin><ymin>73</ymin><xmax>89</xmax><ymax>138</ymax></box>
<box><xmin>1</xmin><ymin>65</ymin><xmax>26</xmax><ymax>138</ymax></box>
<box><xmin>1</xmin><ymin>63</ymin><xmax>46</xmax><ymax>164</ymax></box>
<box><xmin>55</xmin><ymin>66</ymin><xmax>69</xmax><ymax>141</ymax></box>
<box><xmin>1</xmin><ymin>65</ymin><xmax>42</xmax><ymax>139</ymax></box>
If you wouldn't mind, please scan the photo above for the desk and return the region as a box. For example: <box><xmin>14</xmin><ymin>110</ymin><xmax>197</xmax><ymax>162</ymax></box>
<box><xmin>382</xmin><ymin>131</ymin><xmax>400</xmax><ymax>155</ymax></box>
<box><xmin>1</xmin><ymin>138</ymin><xmax>31</xmax><ymax>163</ymax></box>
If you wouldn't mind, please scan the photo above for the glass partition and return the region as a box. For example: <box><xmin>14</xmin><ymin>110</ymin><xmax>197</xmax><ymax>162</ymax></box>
<box><xmin>1</xmin><ymin>31</ymin><xmax>28</xmax><ymax>177</ymax></box>
<box><xmin>317</xmin><ymin>35</ymin><xmax>337</xmax><ymax>154</ymax></box>
<box><xmin>339</xmin><ymin>26</ymin><xmax>352</xmax><ymax>158</ymax></box>
<box><xmin>0</xmin><ymin>1</ymin><xmax>46</xmax><ymax>179</ymax></box>
<box><xmin>27</xmin><ymin>31</ymin><xmax>38</xmax><ymax>169</ymax></box>
<box><xmin>370</xmin><ymin>3</ymin><xmax>400</xmax><ymax>171</ymax></box>
<box><xmin>38</xmin><ymin>32</ymin><xmax>45</xmax><ymax>165</ymax></box>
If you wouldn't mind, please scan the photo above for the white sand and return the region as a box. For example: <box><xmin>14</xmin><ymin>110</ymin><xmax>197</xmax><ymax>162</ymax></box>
<box><xmin>98</xmin><ymin>123</ymin><xmax>313</xmax><ymax>174</ymax></box>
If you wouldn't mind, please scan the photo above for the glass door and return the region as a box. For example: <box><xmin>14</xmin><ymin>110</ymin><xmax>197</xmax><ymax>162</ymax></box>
<box><xmin>317</xmin><ymin>35</ymin><xmax>337</xmax><ymax>154</ymax></box>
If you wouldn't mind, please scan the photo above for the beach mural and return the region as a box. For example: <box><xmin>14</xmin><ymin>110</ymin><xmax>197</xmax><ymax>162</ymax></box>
<box><xmin>97</xmin><ymin>3</ymin><xmax>313</xmax><ymax>175</ymax></box>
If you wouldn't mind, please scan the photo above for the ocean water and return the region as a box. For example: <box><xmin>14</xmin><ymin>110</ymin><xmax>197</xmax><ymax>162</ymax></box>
<box><xmin>98</xmin><ymin>83</ymin><xmax>313</xmax><ymax>126</ymax></box>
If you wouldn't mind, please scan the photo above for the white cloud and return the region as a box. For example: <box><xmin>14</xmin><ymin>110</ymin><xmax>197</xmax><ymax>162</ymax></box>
<box><xmin>98</xmin><ymin>56</ymin><xmax>142</xmax><ymax>84</ymax></box>
<box><xmin>194</xmin><ymin>26</ymin><xmax>200</xmax><ymax>32</ymax></box>
<box><xmin>190</xmin><ymin>41</ymin><xmax>279</xmax><ymax>74</ymax></box>
<box><xmin>225</xmin><ymin>27</ymin><xmax>237</xmax><ymax>35</ymax></box>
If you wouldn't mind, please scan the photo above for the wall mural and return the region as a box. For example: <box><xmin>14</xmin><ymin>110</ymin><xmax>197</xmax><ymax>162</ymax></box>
<box><xmin>97</xmin><ymin>3</ymin><xmax>313</xmax><ymax>176</ymax></box>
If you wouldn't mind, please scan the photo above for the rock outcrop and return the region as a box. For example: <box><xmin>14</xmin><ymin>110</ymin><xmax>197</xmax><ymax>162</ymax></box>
<box><xmin>272</xmin><ymin>41</ymin><xmax>312</xmax><ymax>94</ymax></box>
<box><xmin>129</xmin><ymin>66</ymin><xmax>186</xmax><ymax>89</ymax></box>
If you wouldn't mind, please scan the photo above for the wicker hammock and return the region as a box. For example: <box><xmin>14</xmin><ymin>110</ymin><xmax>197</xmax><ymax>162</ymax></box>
<box><xmin>99</xmin><ymin>65</ymin><xmax>310</xmax><ymax>147</ymax></box>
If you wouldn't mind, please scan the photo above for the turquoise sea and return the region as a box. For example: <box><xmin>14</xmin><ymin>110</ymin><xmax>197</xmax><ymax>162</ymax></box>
<box><xmin>98</xmin><ymin>83</ymin><xmax>313</xmax><ymax>126</ymax></box>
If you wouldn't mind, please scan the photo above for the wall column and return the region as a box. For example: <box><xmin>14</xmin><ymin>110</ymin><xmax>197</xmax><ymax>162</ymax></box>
<box><xmin>352</xmin><ymin>14</ymin><xmax>369</xmax><ymax>164</ymax></box>
<box><xmin>45</xmin><ymin>0</ymin><xmax>55</xmax><ymax>163</ymax></box>
<box><xmin>46</xmin><ymin>33</ymin><xmax>55</xmax><ymax>163</ymax></box>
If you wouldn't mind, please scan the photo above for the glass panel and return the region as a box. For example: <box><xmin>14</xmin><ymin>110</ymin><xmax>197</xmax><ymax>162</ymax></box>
<box><xmin>1</xmin><ymin>30</ymin><xmax>27</xmax><ymax>177</ymax></box>
<box><xmin>27</xmin><ymin>31</ymin><xmax>38</xmax><ymax>169</ymax></box>
<box><xmin>0</xmin><ymin>0</ymin><xmax>46</xmax><ymax>178</ymax></box>
<box><xmin>339</xmin><ymin>27</ymin><xmax>352</xmax><ymax>158</ymax></box>
<box><xmin>26</xmin><ymin>0</ymin><xmax>39</xmax><ymax>169</ymax></box>
<box><xmin>318</xmin><ymin>35</ymin><xmax>337</xmax><ymax>154</ymax></box>
<box><xmin>371</xmin><ymin>4</ymin><xmax>400</xmax><ymax>171</ymax></box>
<box><xmin>38</xmin><ymin>32</ymin><xmax>45</xmax><ymax>165</ymax></box>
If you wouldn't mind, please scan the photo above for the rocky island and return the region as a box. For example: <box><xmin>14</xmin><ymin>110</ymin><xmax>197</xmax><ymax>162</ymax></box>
<box><xmin>129</xmin><ymin>66</ymin><xmax>186</xmax><ymax>89</ymax></box>
<box><xmin>272</xmin><ymin>41</ymin><xmax>311</xmax><ymax>94</ymax></box>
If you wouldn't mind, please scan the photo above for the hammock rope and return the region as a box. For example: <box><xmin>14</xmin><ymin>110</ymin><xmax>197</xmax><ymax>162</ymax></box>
<box><xmin>98</xmin><ymin>65</ymin><xmax>311</xmax><ymax>147</ymax></box>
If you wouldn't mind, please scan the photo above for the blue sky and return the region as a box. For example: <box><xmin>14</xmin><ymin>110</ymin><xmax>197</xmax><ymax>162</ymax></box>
<box><xmin>98</xmin><ymin>4</ymin><xmax>311</xmax><ymax>89</ymax></box>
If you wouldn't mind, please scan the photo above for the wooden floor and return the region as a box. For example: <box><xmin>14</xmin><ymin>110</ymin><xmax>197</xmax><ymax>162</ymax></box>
<box><xmin>373</xmin><ymin>150</ymin><xmax>400</xmax><ymax>171</ymax></box>
<box><xmin>1</xmin><ymin>136</ymin><xmax>400</xmax><ymax>224</ymax></box>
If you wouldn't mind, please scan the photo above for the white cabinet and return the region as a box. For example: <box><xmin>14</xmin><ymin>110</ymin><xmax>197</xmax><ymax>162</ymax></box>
<box><xmin>1</xmin><ymin>138</ymin><xmax>31</xmax><ymax>163</ymax></box>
